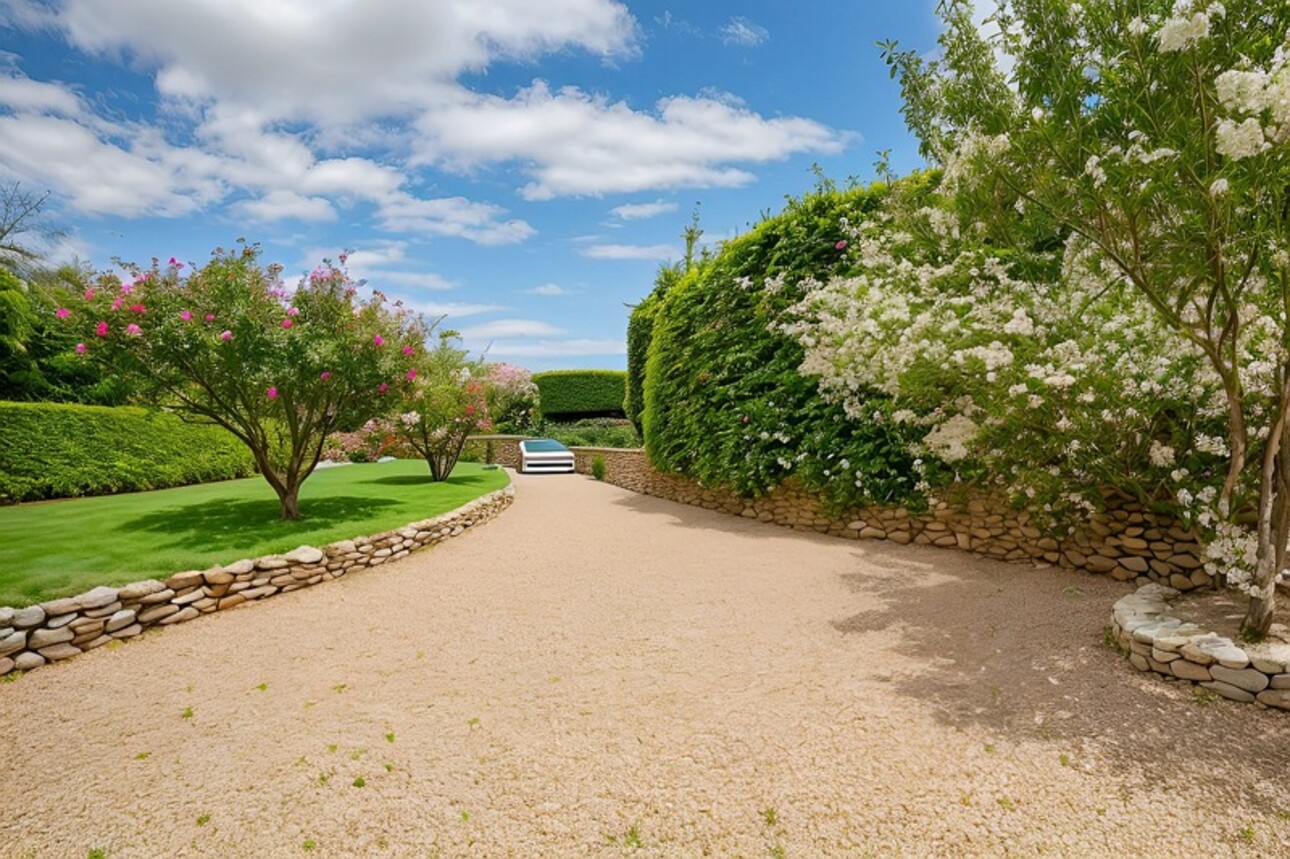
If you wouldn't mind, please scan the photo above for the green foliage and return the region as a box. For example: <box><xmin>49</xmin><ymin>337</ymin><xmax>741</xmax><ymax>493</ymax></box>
<box><xmin>591</xmin><ymin>455</ymin><xmax>606</xmax><ymax>481</ymax></box>
<box><xmin>624</xmin><ymin>265</ymin><xmax>684</xmax><ymax>436</ymax></box>
<box><xmin>533</xmin><ymin>369</ymin><xmax>627</xmax><ymax>420</ymax></box>
<box><xmin>541</xmin><ymin>418</ymin><xmax>640</xmax><ymax>449</ymax></box>
<box><xmin>640</xmin><ymin>181</ymin><xmax>920</xmax><ymax>507</ymax></box>
<box><xmin>0</xmin><ymin>401</ymin><xmax>254</xmax><ymax>503</ymax></box>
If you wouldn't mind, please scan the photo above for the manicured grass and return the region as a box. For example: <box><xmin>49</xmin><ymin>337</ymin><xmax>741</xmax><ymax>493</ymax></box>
<box><xmin>0</xmin><ymin>460</ymin><xmax>509</xmax><ymax>607</ymax></box>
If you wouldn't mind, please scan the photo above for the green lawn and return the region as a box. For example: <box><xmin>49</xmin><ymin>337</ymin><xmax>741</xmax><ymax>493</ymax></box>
<box><xmin>0</xmin><ymin>460</ymin><xmax>509</xmax><ymax>608</ymax></box>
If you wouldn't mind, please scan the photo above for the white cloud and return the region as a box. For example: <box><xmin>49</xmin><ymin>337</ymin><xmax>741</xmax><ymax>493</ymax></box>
<box><xmin>610</xmin><ymin>200</ymin><xmax>678</xmax><ymax>220</ymax></box>
<box><xmin>580</xmin><ymin>243</ymin><xmax>679</xmax><ymax>261</ymax></box>
<box><xmin>525</xmin><ymin>283</ymin><xmax>569</xmax><ymax>296</ymax></box>
<box><xmin>412</xmin><ymin>301</ymin><xmax>506</xmax><ymax>319</ymax></box>
<box><xmin>415</xmin><ymin>81</ymin><xmax>849</xmax><ymax>199</ymax></box>
<box><xmin>459</xmin><ymin>318</ymin><xmax>566</xmax><ymax>339</ymax></box>
<box><xmin>307</xmin><ymin>241</ymin><xmax>457</xmax><ymax>293</ymax></box>
<box><xmin>0</xmin><ymin>73</ymin><xmax>84</xmax><ymax>116</ymax></box>
<box><xmin>376</xmin><ymin>193</ymin><xmax>535</xmax><ymax>245</ymax></box>
<box><xmin>233</xmin><ymin>190</ymin><xmax>335</xmax><ymax>223</ymax></box>
<box><xmin>718</xmin><ymin>17</ymin><xmax>769</xmax><ymax>47</ymax></box>
<box><xmin>484</xmin><ymin>338</ymin><xmax>626</xmax><ymax>357</ymax></box>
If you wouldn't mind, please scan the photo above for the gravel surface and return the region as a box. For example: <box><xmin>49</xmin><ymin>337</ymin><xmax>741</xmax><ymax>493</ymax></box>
<box><xmin>3</xmin><ymin>473</ymin><xmax>1289</xmax><ymax>857</ymax></box>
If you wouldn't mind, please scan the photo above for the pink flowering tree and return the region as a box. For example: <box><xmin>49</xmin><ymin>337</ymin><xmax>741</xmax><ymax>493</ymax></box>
<box><xmin>482</xmin><ymin>362</ymin><xmax>539</xmax><ymax>433</ymax></box>
<box><xmin>65</xmin><ymin>243</ymin><xmax>424</xmax><ymax>519</ymax></box>
<box><xmin>397</xmin><ymin>331</ymin><xmax>491</xmax><ymax>481</ymax></box>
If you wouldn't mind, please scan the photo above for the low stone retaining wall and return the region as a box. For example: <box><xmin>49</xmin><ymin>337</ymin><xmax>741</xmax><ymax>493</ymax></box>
<box><xmin>487</xmin><ymin>442</ymin><xmax>1209</xmax><ymax>589</ymax></box>
<box><xmin>1111</xmin><ymin>584</ymin><xmax>1290</xmax><ymax>710</ymax></box>
<box><xmin>0</xmin><ymin>486</ymin><xmax>514</xmax><ymax>677</ymax></box>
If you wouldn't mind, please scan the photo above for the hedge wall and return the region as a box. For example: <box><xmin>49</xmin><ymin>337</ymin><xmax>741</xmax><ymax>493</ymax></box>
<box><xmin>0</xmin><ymin>401</ymin><xmax>256</xmax><ymax>503</ymax></box>
<box><xmin>637</xmin><ymin>179</ymin><xmax>927</xmax><ymax>509</ymax></box>
<box><xmin>533</xmin><ymin>370</ymin><xmax>627</xmax><ymax>421</ymax></box>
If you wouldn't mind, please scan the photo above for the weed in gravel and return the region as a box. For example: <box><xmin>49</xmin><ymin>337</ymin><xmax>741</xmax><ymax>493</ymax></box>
<box><xmin>768</xmin><ymin>847</ymin><xmax>786</xmax><ymax>859</ymax></box>
<box><xmin>761</xmin><ymin>808</ymin><xmax>778</xmax><ymax>826</ymax></box>
<box><xmin>0</xmin><ymin>670</ymin><xmax>24</xmax><ymax>683</ymax></box>
<box><xmin>133</xmin><ymin>752</ymin><xmax>150</xmax><ymax>761</ymax></box>
<box><xmin>385</xmin><ymin>732</ymin><xmax>395</xmax><ymax>743</ymax></box>
<box><xmin>302</xmin><ymin>838</ymin><xmax>317</xmax><ymax>851</ymax></box>
<box><xmin>1063</xmin><ymin>586</ymin><xmax>1084</xmax><ymax>598</ymax></box>
<box><xmin>460</xmin><ymin>811</ymin><xmax>470</xmax><ymax>822</ymax></box>
<box><xmin>303</xmin><ymin>700</ymin><xmax>315</xmax><ymax>708</ymax></box>
<box><xmin>997</xmin><ymin>797</ymin><xmax>1016</xmax><ymax>811</ymax></box>
<box><xmin>255</xmin><ymin>682</ymin><xmax>268</xmax><ymax>692</ymax></box>
<box><xmin>333</xmin><ymin>683</ymin><xmax>347</xmax><ymax>693</ymax></box>
<box><xmin>1059</xmin><ymin>754</ymin><xmax>1071</xmax><ymax>767</ymax></box>
<box><xmin>180</xmin><ymin>707</ymin><xmax>193</xmax><ymax>719</ymax></box>
<box><xmin>326</xmin><ymin>744</ymin><xmax>338</xmax><ymax>754</ymax></box>
<box><xmin>983</xmin><ymin>743</ymin><xmax>996</xmax><ymax>753</ymax></box>
<box><xmin>1238</xmin><ymin>824</ymin><xmax>1255</xmax><ymax>843</ymax></box>
<box><xmin>86</xmin><ymin>850</ymin><xmax>106</xmax><ymax>859</ymax></box>
<box><xmin>1101</xmin><ymin>626</ymin><xmax>1122</xmax><ymax>651</ymax></box>
<box><xmin>350</xmin><ymin>749</ymin><xmax>366</xmax><ymax>761</ymax></box>
<box><xmin>467</xmin><ymin>717</ymin><xmax>481</xmax><ymax>728</ymax></box>
<box><xmin>317</xmin><ymin>773</ymin><xmax>329</xmax><ymax>786</ymax></box>
<box><xmin>196</xmin><ymin>814</ymin><xmax>210</xmax><ymax>826</ymax></box>
<box><xmin>352</xmin><ymin>776</ymin><xmax>366</xmax><ymax>788</ymax></box>
<box><xmin>1192</xmin><ymin>687</ymin><xmax>1222</xmax><ymax>707</ymax></box>
<box><xmin>384</xmin><ymin>763</ymin><xmax>395</xmax><ymax>773</ymax></box>
<box><xmin>607</xmin><ymin>825</ymin><xmax>644</xmax><ymax>849</ymax></box>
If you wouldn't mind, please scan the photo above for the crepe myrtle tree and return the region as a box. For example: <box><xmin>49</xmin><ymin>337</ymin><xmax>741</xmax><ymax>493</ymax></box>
<box><xmin>396</xmin><ymin>330</ymin><xmax>491</xmax><ymax>481</ymax></box>
<box><xmin>64</xmin><ymin>243</ymin><xmax>425</xmax><ymax>519</ymax></box>
<box><xmin>882</xmin><ymin>0</ymin><xmax>1290</xmax><ymax>635</ymax></box>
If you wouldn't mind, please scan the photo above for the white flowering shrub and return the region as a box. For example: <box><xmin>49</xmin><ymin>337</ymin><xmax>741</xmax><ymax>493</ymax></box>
<box><xmin>858</xmin><ymin>0</ymin><xmax>1290</xmax><ymax>635</ymax></box>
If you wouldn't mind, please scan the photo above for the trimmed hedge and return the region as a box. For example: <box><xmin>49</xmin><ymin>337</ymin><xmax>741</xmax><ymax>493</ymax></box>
<box><xmin>0</xmin><ymin>401</ymin><xmax>256</xmax><ymax>502</ymax></box>
<box><xmin>533</xmin><ymin>370</ymin><xmax>627</xmax><ymax>421</ymax></box>
<box><xmin>637</xmin><ymin>179</ymin><xmax>924</xmax><ymax>509</ymax></box>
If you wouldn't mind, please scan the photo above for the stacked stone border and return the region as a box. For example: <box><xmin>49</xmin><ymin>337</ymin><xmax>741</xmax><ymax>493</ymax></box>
<box><xmin>478</xmin><ymin>439</ymin><xmax>1208</xmax><ymax>588</ymax></box>
<box><xmin>1111</xmin><ymin>584</ymin><xmax>1290</xmax><ymax>710</ymax></box>
<box><xmin>0</xmin><ymin>485</ymin><xmax>514</xmax><ymax>677</ymax></box>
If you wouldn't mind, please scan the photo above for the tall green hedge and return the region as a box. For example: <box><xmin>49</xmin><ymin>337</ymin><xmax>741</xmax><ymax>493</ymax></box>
<box><xmin>533</xmin><ymin>370</ymin><xmax>627</xmax><ymax>421</ymax></box>
<box><xmin>637</xmin><ymin>179</ymin><xmax>926</xmax><ymax>509</ymax></box>
<box><xmin>0</xmin><ymin>401</ymin><xmax>256</xmax><ymax>502</ymax></box>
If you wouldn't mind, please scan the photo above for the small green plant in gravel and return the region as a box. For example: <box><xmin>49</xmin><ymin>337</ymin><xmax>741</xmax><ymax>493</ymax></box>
<box><xmin>385</xmin><ymin>732</ymin><xmax>395</xmax><ymax>743</ymax></box>
<box><xmin>255</xmin><ymin>682</ymin><xmax>268</xmax><ymax>692</ymax></box>
<box><xmin>180</xmin><ymin>707</ymin><xmax>193</xmax><ymax>719</ymax></box>
<box><xmin>302</xmin><ymin>838</ymin><xmax>317</xmax><ymax>851</ymax></box>
<box><xmin>352</xmin><ymin>776</ymin><xmax>366</xmax><ymax>788</ymax></box>
<box><xmin>133</xmin><ymin>752</ymin><xmax>150</xmax><ymax>761</ymax></box>
<box><xmin>607</xmin><ymin>825</ymin><xmax>644</xmax><ymax>849</ymax></box>
<box><xmin>86</xmin><ymin>850</ymin><xmax>106</xmax><ymax>859</ymax></box>
<box><xmin>196</xmin><ymin>814</ymin><xmax>210</xmax><ymax>827</ymax></box>
<box><xmin>0</xmin><ymin>670</ymin><xmax>24</xmax><ymax>683</ymax></box>
<box><xmin>333</xmin><ymin>683</ymin><xmax>347</xmax><ymax>693</ymax></box>
<box><xmin>996</xmin><ymin>797</ymin><xmax>1015</xmax><ymax>811</ymax></box>
<box><xmin>761</xmin><ymin>808</ymin><xmax>778</xmax><ymax>826</ymax></box>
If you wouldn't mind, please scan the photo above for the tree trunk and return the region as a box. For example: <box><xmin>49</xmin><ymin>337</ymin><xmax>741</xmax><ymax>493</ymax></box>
<box><xmin>278</xmin><ymin>487</ymin><xmax>301</xmax><ymax>520</ymax></box>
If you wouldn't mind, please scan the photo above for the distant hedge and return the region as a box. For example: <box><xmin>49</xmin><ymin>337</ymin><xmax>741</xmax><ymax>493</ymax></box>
<box><xmin>532</xmin><ymin>370</ymin><xmax>627</xmax><ymax>421</ymax></box>
<box><xmin>0</xmin><ymin>401</ymin><xmax>256</xmax><ymax>503</ymax></box>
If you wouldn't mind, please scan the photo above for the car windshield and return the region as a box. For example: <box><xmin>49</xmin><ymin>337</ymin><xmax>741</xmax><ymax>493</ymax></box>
<box><xmin>523</xmin><ymin>439</ymin><xmax>569</xmax><ymax>452</ymax></box>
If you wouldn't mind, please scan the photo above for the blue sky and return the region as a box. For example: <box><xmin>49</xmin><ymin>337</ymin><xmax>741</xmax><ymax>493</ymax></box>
<box><xmin>0</xmin><ymin>1</ymin><xmax>949</xmax><ymax>370</ymax></box>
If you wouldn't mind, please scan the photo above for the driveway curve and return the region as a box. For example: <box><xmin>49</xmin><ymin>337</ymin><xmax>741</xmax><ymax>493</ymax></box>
<box><xmin>2</xmin><ymin>472</ymin><xmax>1289</xmax><ymax>857</ymax></box>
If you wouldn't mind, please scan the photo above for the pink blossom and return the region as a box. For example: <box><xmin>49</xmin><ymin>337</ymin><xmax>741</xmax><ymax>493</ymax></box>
<box><xmin>338</xmin><ymin>251</ymin><xmax>348</xmax><ymax>264</ymax></box>
<box><xmin>835</xmin><ymin>240</ymin><xmax>848</xmax><ymax>250</ymax></box>
<box><xmin>742</xmin><ymin>415</ymin><xmax>749</xmax><ymax>423</ymax></box>
<box><xmin>282</xmin><ymin>318</ymin><xmax>294</xmax><ymax>329</ymax></box>
<box><xmin>129</xmin><ymin>303</ymin><xmax>146</xmax><ymax>314</ymax></box>
<box><xmin>205</xmin><ymin>313</ymin><xmax>216</xmax><ymax>322</ymax></box>
<box><xmin>125</xmin><ymin>323</ymin><xmax>142</xmax><ymax>337</ymax></box>
<box><xmin>168</xmin><ymin>257</ymin><xmax>184</xmax><ymax>269</ymax></box>
<box><xmin>266</xmin><ymin>386</ymin><xmax>278</xmax><ymax>399</ymax></box>
<box><xmin>75</xmin><ymin>342</ymin><xmax>86</xmax><ymax>354</ymax></box>
<box><xmin>110</xmin><ymin>298</ymin><xmax>123</xmax><ymax>312</ymax></box>
<box><xmin>378</xmin><ymin>382</ymin><xmax>389</xmax><ymax>393</ymax></box>
<box><xmin>465</xmin><ymin>405</ymin><xmax>475</xmax><ymax>416</ymax></box>
<box><xmin>83</xmin><ymin>288</ymin><xmax>95</xmax><ymax>301</ymax></box>
<box><xmin>402</xmin><ymin>345</ymin><xmax>414</xmax><ymax>356</ymax></box>
<box><xmin>55</xmin><ymin>307</ymin><xmax>70</xmax><ymax>319</ymax></box>
<box><xmin>373</xmin><ymin>334</ymin><xmax>385</xmax><ymax>347</ymax></box>
<box><xmin>220</xmin><ymin>330</ymin><xmax>233</xmax><ymax>341</ymax></box>
<box><xmin>180</xmin><ymin>310</ymin><xmax>192</xmax><ymax>321</ymax></box>
<box><xmin>120</xmin><ymin>282</ymin><xmax>133</xmax><ymax>295</ymax></box>
<box><xmin>320</xmin><ymin>371</ymin><xmax>331</xmax><ymax>381</ymax></box>
<box><xmin>286</xmin><ymin>306</ymin><xmax>299</xmax><ymax>316</ymax></box>
<box><xmin>406</xmin><ymin>369</ymin><xmax>417</xmax><ymax>381</ymax></box>
<box><xmin>95</xmin><ymin>321</ymin><xmax>108</xmax><ymax>337</ymax></box>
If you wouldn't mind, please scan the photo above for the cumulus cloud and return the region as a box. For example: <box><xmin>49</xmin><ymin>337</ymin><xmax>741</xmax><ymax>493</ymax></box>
<box><xmin>416</xmin><ymin>81</ymin><xmax>847</xmax><ymax>199</ymax></box>
<box><xmin>413</xmin><ymin>301</ymin><xmax>507</xmax><ymax>319</ymax></box>
<box><xmin>525</xmin><ymin>283</ymin><xmax>570</xmax><ymax>296</ymax></box>
<box><xmin>375</xmin><ymin>194</ymin><xmax>535</xmax><ymax>245</ymax></box>
<box><xmin>483</xmin><ymin>338</ymin><xmax>626</xmax><ymax>357</ymax></box>
<box><xmin>610</xmin><ymin>200</ymin><xmax>678</xmax><ymax>220</ymax></box>
<box><xmin>718</xmin><ymin>17</ymin><xmax>769</xmax><ymax>47</ymax></box>
<box><xmin>458</xmin><ymin>318</ymin><xmax>566</xmax><ymax>339</ymax></box>
<box><xmin>580</xmin><ymin>243</ymin><xmax>679</xmax><ymax>261</ymax></box>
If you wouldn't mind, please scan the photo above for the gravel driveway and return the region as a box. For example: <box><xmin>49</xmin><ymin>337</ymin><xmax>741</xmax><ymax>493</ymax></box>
<box><xmin>2</xmin><ymin>472</ymin><xmax>1289</xmax><ymax>857</ymax></box>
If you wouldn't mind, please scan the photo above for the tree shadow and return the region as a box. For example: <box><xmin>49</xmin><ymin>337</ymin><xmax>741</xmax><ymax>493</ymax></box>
<box><xmin>118</xmin><ymin>495</ymin><xmax>400</xmax><ymax>552</ymax></box>
<box><xmin>831</xmin><ymin>551</ymin><xmax>1290</xmax><ymax>802</ymax></box>
<box><xmin>362</xmin><ymin>472</ymin><xmax>494</xmax><ymax>489</ymax></box>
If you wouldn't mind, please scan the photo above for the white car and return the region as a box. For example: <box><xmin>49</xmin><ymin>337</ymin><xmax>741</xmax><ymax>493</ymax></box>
<box><xmin>519</xmin><ymin>438</ymin><xmax>576</xmax><ymax>474</ymax></box>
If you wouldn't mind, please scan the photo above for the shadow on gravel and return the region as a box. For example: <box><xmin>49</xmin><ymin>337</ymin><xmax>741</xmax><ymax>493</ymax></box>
<box><xmin>612</xmin><ymin>487</ymin><xmax>1290</xmax><ymax>806</ymax></box>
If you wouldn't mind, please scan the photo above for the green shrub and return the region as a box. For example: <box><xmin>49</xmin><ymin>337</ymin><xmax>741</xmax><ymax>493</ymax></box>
<box><xmin>591</xmin><ymin>455</ymin><xmax>606</xmax><ymax>481</ymax></box>
<box><xmin>637</xmin><ymin>179</ymin><xmax>922</xmax><ymax>508</ymax></box>
<box><xmin>541</xmin><ymin>418</ymin><xmax>640</xmax><ymax>449</ymax></box>
<box><xmin>533</xmin><ymin>369</ymin><xmax>627</xmax><ymax>421</ymax></box>
<box><xmin>0</xmin><ymin>401</ymin><xmax>256</xmax><ymax>502</ymax></box>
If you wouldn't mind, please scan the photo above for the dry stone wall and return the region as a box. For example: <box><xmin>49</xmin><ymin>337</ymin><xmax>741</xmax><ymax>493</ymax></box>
<box><xmin>0</xmin><ymin>486</ymin><xmax>514</xmax><ymax>678</ymax></box>
<box><xmin>486</xmin><ymin>441</ymin><xmax>1208</xmax><ymax>589</ymax></box>
<box><xmin>1111</xmin><ymin>584</ymin><xmax>1290</xmax><ymax>710</ymax></box>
